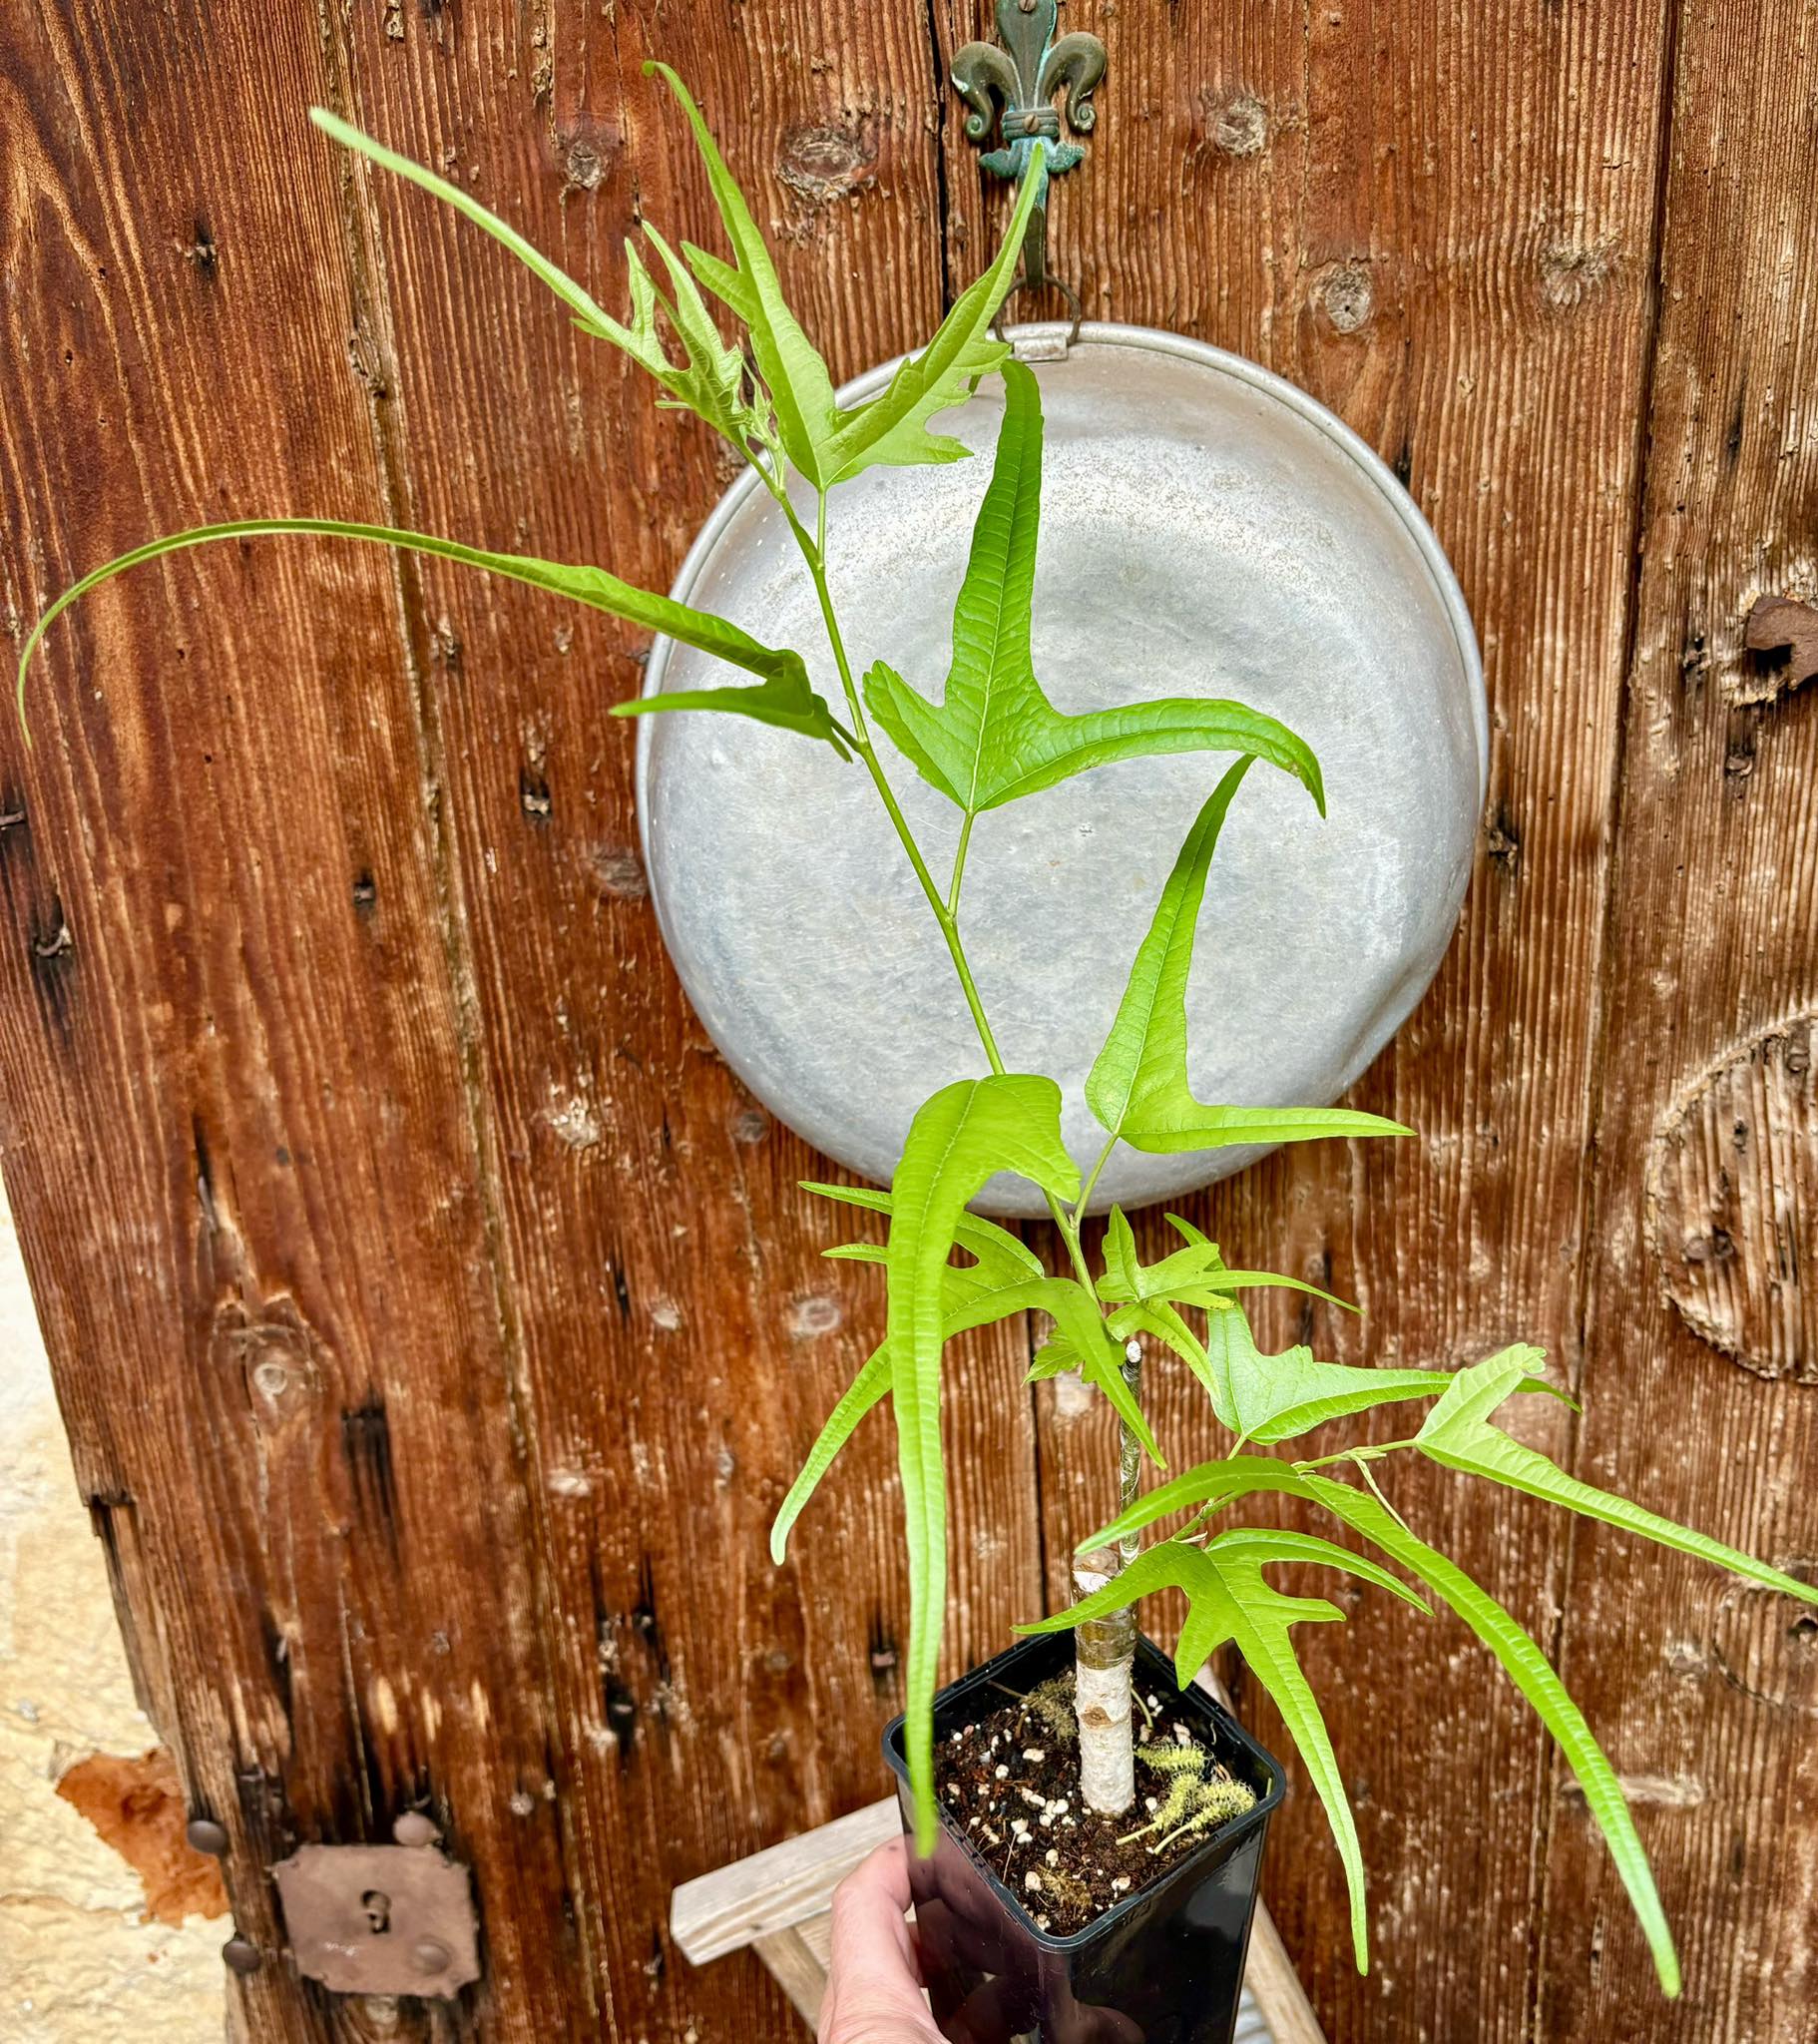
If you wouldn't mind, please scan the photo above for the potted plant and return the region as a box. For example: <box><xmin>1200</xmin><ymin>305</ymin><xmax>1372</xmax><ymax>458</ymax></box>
<box><xmin>20</xmin><ymin>67</ymin><xmax>1817</xmax><ymax>2044</ymax></box>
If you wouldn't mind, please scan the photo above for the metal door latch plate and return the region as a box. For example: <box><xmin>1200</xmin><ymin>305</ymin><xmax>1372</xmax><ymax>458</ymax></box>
<box><xmin>272</xmin><ymin>1841</ymin><xmax>480</xmax><ymax>1996</ymax></box>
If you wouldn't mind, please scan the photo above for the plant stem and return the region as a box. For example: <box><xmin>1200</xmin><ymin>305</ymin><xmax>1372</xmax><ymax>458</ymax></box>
<box><xmin>791</xmin><ymin>498</ymin><xmax>1009</xmax><ymax>1075</ymax></box>
<box><xmin>1072</xmin><ymin>1130</ymin><xmax>1121</xmax><ymax>1226</ymax></box>
<box><xmin>947</xmin><ymin>810</ymin><xmax>976</xmax><ymax>918</ymax></box>
<box><xmin>1069</xmin><ymin>1338</ymin><xmax>1146</xmax><ymax>1813</ymax></box>
<box><xmin>786</xmin><ymin>499</ymin><xmax>1103</xmax><ymax>1281</ymax></box>
<box><xmin>784</xmin><ymin>489</ymin><xmax>1144</xmax><ymax>1807</ymax></box>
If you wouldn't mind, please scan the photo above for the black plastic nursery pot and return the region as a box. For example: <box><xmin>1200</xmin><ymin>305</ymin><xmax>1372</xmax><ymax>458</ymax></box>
<box><xmin>883</xmin><ymin>1630</ymin><xmax>1284</xmax><ymax>2044</ymax></box>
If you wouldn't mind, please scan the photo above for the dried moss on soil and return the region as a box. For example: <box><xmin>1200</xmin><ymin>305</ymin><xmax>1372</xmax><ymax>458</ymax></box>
<box><xmin>931</xmin><ymin>1669</ymin><xmax>1257</xmax><ymax>1936</ymax></box>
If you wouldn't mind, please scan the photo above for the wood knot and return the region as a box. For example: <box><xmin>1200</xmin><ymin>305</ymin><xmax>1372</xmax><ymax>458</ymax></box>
<box><xmin>777</xmin><ymin>122</ymin><xmax>876</xmax><ymax>205</ymax></box>
<box><xmin>1314</xmin><ymin>262</ymin><xmax>1374</xmax><ymax>334</ymax></box>
<box><xmin>586</xmin><ymin>844</ymin><xmax>648</xmax><ymax>901</ymax></box>
<box><xmin>1539</xmin><ymin>233</ymin><xmax>1619</xmax><ymax>310</ymax></box>
<box><xmin>1647</xmin><ymin>1013</ymin><xmax>1815</xmax><ymax>1380</ymax></box>
<box><xmin>1709</xmin><ymin>1563</ymin><xmax>1818</xmax><ymax>1716</ymax></box>
<box><xmin>787</xmin><ymin>1292</ymin><xmax>843</xmax><ymax>1338</ymax></box>
<box><xmin>1206</xmin><ymin>91</ymin><xmax>1268</xmax><ymax>158</ymax></box>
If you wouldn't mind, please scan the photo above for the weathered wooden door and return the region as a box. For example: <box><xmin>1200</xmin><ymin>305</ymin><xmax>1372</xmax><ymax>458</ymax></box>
<box><xmin>3</xmin><ymin>3</ymin><xmax>1813</xmax><ymax>2039</ymax></box>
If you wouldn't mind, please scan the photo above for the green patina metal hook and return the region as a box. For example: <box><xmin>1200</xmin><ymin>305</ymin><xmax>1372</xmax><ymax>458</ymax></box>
<box><xmin>952</xmin><ymin>0</ymin><xmax>1106</xmax><ymax>330</ymax></box>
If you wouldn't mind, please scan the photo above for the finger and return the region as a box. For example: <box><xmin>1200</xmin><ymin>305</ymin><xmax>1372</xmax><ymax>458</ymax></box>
<box><xmin>818</xmin><ymin>1838</ymin><xmax>938</xmax><ymax>2044</ymax></box>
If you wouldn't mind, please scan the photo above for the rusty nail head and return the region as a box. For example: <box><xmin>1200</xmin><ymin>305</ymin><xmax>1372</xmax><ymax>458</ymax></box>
<box><xmin>392</xmin><ymin>1811</ymin><xmax>439</xmax><ymax>1847</ymax></box>
<box><xmin>222</xmin><ymin>1936</ymin><xmax>262</xmax><ymax>1974</ymax></box>
<box><xmin>187</xmin><ymin>1817</ymin><xmax>230</xmax><ymax>1855</ymax></box>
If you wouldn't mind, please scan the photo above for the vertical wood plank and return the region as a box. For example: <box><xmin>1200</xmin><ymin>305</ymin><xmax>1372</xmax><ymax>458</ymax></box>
<box><xmin>312</xmin><ymin>2</ymin><xmax>1047</xmax><ymax>2037</ymax></box>
<box><xmin>13</xmin><ymin>2</ymin><xmax>1814</xmax><ymax>2041</ymax></box>
<box><xmin>925</xmin><ymin>1</ymin><xmax>1677</xmax><ymax>2034</ymax></box>
<box><xmin>4</xmin><ymin>1</ymin><xmax>1045</xmax><ymax>2038</ymax></box>
<box><xmin>0</xmin><ymin>3</ymin><xmax>585</xmax><ymax>2037</ymax></box>
<box><xmin>1541</xmin><ymin>4</ymin><xmax>1818</xmax><ymax>2036</ymax></box>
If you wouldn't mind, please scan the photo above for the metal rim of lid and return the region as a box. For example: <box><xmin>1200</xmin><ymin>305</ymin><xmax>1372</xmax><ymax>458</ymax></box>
<box><xmin>637</xmin><ymin>321</ymin><xmax>1487</xmax><ymax>822</ymax></box>
<box><xmin>632</xmin><ymin>321</ymin><xmax>1487</xmax><ymax>1208</ymax></box>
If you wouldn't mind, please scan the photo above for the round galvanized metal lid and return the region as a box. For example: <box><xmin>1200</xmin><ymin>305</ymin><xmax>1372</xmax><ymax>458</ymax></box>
<box><xmin>636</xmin><ymin>322</ymin><xmax>1486</xmax><ymax>1216</ymax></box>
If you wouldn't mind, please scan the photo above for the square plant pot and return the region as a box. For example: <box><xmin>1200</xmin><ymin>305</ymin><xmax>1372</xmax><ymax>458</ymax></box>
<box><xmin>884</xmin><ymin>1630</ymin><xmax>1283</xmax><ymax>2044</ymax></box>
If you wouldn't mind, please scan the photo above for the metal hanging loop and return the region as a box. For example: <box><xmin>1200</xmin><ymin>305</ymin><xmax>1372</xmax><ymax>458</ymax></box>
<box><xmin>952</xmin><ymin>0</ymin><xmax>1105</xmax><ymax>337</ymax></box>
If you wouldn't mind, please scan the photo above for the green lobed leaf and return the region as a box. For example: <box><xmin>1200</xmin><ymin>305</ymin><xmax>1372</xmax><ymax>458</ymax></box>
<box><xmin>815</xmin><ymin>160</ymin><xmax>1042</xmax><ymax>484</ymax></box>
<box><xmin>808</xmin><ymin>1194</ymin><xmax>1161</xmax><ymax>1429</ymax></box>
<box><xmin>1085</xmin><ymin>762</ymin><xmax>1413</xmax><ymax>1156</ymax></box>
<box><xmin>1097</xmin><ymin>1209</ymin><xmax>1356</xmax><ymax>1316</ymax></box>
<box><xmin>16</xmin><ymin>520</ymin><xmax>847</xmax><ymax>751</ymax></box>
<box><xmin>311</xmin><ymin>108</ymin><xmax>779</xmax><ymax>459</ymax></box>
<box><xmin>884</xmin><ymin>1076</ymin><xmax>1079</xmax><ymax>1853</ymax></box>
<box><xmin>1414</xmin><ymin>1351</ymin><xmax>1818</xmax><ymax>1609</ymax></box>
<box><xmin>647</xmin><ymin>65</ymin><xmax>843</xmax><ymax>486</ymax></box>
<box><xmin>602</xmin><ymin>226</ymin><xmax>769</xmax><ymax>450</ymax></box>
<box><xmin>1080</xmin><ymin>1452</ymin><xmax>1306</xmax><ymax>1553</ymax></box>
<box><xmin>1073</xmin><ymin>1451</ymin><xmax>1691</xmax><ymax>1995</ymax></box>
<box><xmin>1201</xmin><ymin>1302</ymin><xmax>1479</xmax><ymax>1448</ymax></box>
<box><xmin>1303</xmin><ymin>1473</ymin><xmax>1684</xmax><ymax>1997</ymax></box>
<box><xmin>800</xmin><ymin>1182</ymin><xmax>1039</xmax><ymax>1289</ymax></box>
<box><xmin>863</xmin><ymin>362</ymin><xmax>1327</xmax><ymax>819</ymax></box>
<box><xmin>774</xmin><ymin>1185</ymin><xmax>1048</xmax><ymax>1562</ymax></box>
<box><xmin>1021</xmin><ymin>1527</ymin><xmax>1405</xmax><ymax>1970</ymax></box>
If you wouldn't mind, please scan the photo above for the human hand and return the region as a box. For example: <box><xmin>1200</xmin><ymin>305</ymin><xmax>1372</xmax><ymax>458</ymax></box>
<box><xmin>818</xmin><ymin>1837</ymin><xmax>942</xmax><ymax>2044</ymax></box>
<box><xmin>817</xmin><ymin>1835</ymin><xmax>1144</xmax><ymax>2044</ymax></box>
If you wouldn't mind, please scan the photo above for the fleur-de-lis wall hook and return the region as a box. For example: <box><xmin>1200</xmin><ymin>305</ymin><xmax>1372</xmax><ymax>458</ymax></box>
<box><xmin>952</xmin><ymin>0</ymin><xmax>1107</xmax><ymax>321</ymax></box>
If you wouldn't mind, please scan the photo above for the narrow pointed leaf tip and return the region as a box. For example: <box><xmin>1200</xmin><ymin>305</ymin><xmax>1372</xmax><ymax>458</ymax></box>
<box><xmin>17</xmin><ymin>520</ymin><xmax>847</xmax><ymax>753</ymax></box>
<box><xmin>1086</xmin><ymin>760</ymin><xmax>1414</xmax><ymax>1156</ymax></box>
<box><xmin>307</xmin><ymin>109</ymin><xmax>616</xmax><ymax>334</ymax></box>
<box><xmin>1063</xmin><ymin>1452</ymin><xmax>1685</xmax><ymax>1995</ymax></box>
<box><xmin>1416</xmin><ymin>1350</ymin><xmax>1818</xmax><ymax>1610</ymax></box>
<box><xmin>865</xmin><ymin>359</ymin><xmax>1328</xmax><ymax>816</ymax></box>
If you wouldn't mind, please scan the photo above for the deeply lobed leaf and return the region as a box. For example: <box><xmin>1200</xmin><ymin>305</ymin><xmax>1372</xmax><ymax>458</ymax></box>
<box><xmin>647</xmin><ymin>65</ymin><xmax>844</xmax><ymax>485</ymax></box>
<box><xmin>1302</xmin><ymin>1475</ymin><xmax>1686</xmax><ymax>1997</ymax></box>
<box><xmin>882</xmin><ymin>1076</ymin><xmax>1079</xmax><ymax>1853</ymax></box>
<box><xmin>1085</xmin><ymin>761</ymin><xmax>1412</xmax><ymax>1157</ymax></box>
<box><xmin>1413</xmin><ymin>1351</ymin><xmax>1818</xmax><ymax>1609</ymax></box>
<box><xmin>864</xmin><ymin>362</ymin><xmax>1326</xmax><ymax>826</ymax></box>
<box><xmin>649</xmin><ymin>68</ymin><xmax>1040</xmax><ymax>490</ymax></box>
<box><xmin>1020</xmin><ymin>1527</ymin><xmax>1417</xmax><ymax>1970</ymax></box>
<box><xmin>1070</xmin><ymin>1449</ymin><xmax>1731</xmax><ymax>1992</ymax></box>
<box><xmin>1200</xmin><ymin>1302</ymin><xmax>1513</xmax><ymax>1447</ymax></box>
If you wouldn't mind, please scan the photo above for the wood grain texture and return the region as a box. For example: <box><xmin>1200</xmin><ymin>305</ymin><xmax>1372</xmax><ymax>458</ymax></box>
<box><xmin>2</xmin><ymin>0</ymin><xmax>1813</xmax><ymax>2040</ymax></box>
<box><xmin>0</xmin><ymin>5</ymin><xmax>583</xmax><ymax>2039</ymax></box>
<box><xmin>928</xmin><ymin>2</ymin><xmax>1681</xmax><ymax>2035</ymax></box>
<box><xmin>3</xmin><ymin>3</ymin><xmax>1038</xmax><ymax>2039</ymax></box>
<box><xmin>1539</xmin><ymin>3</ymin><xmax>1818</xmax><ymax>2036</ymax></box>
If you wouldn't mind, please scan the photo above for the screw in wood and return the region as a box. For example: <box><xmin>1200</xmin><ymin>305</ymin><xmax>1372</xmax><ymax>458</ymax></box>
<box><xmin>186</xmin><ymin>1817</ymin><xmax>229</xmax><ymax>1855</ymax></box>
<box><xmin>222</xmin><ymin>1937</ymin><xmax>262</xmax><ymax>1974</ymax></box>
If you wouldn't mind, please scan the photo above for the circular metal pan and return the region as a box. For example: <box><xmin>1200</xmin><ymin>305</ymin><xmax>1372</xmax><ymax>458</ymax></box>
<box><xmin>637</xmin><ymin>322</ymin><xmax>1486</xmax><ymax>1217</ymax></box>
